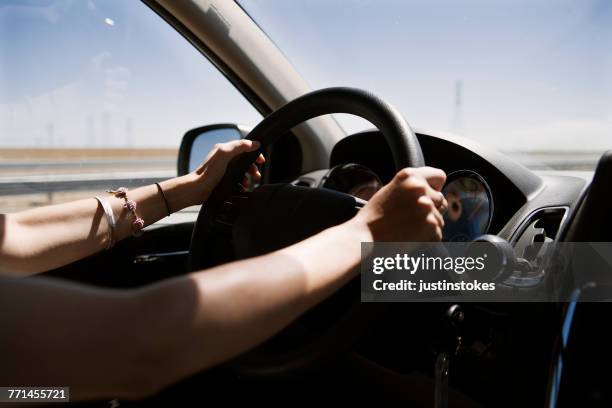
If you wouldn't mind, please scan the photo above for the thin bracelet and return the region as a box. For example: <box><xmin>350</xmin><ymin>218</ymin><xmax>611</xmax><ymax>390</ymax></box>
<box><xmin>94</xmin><ymin>196</ymin><xmax>116</xmax><ymax>250</ymax></box>
<box><xmin>155</xmin><ymin>182</ymin><xmax>172</xmax><ymax>216</ymax></box>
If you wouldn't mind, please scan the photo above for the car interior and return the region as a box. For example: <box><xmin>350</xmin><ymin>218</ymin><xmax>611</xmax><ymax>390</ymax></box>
<box><xmin>18</xmin><ymin>0</ymin><xmax>611</xmax><ymax>407</ymax></box>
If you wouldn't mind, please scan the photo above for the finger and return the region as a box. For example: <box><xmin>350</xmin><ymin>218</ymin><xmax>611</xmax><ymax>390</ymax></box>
<box><xmin>247</xmin><ymin>164</ymin><xmax>262</xmax><ymax>180</ymax></box>
<box><xmin>418</xmin><ymin>196</ymin><xmax>444</xmax><ymax>229</ymax></box>
<box><xmin>255</xmin><ymin>154</ymin><xmax>266</xmax><ymax>164</ymax></box>
<box><xmin>423</xmin><ymin>183</ymin><xmax>445</xmax><ymax>208</ymax></box>
<box><xmin>432</xmin><ymin>225</ymin><xmax>443</xmax><ymax>242</ymax></box>
<box><xmin>432</xmin><ymin>207</ymin><xmax>445</xmax><ymax>228</ymax></box>
<box><xmin>221</xmin><ymin>139</ymin><xmax>261</xmax><ymax>155</ymax></box>
<box><xmin>438</xmin><ymin>197</ymin><xmax>448</xmax><ymax>215</ymax></box>
<box><xmin>397</xmin><ymin>172</ymin><xmax>444</xmax><ymax>211</ymax></box>
<box><xmin>414</xmin><ymin>166</ymin><xmax>447</xmax><ymax>191</ymax></box>
<box><xmin>424</xmin><ymin>211</ymin><xmax>443</xmax><ymax>239</ymax></box>
<box><xmin>242</xmin><ymin>176</ymin><xmax>250</xmax><ymax>189</ymax></box>
<box><xmin>416</xmin><ymin>194</ymin><xmax>435</xmax><ymax>213</ymax></box>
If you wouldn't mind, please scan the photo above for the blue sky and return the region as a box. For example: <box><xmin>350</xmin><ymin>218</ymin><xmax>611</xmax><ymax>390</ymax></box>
<box><xmin>1</xmin><ymin>0</ymin><xmax>611</xmax><ymax>153</ymax></box>
<box><xmin>241</xmin><ymin>0</ymin><xmax>612</xmax><ymax>152</ymax></box>
<box><xmin>0</xmin><ymin>0</ymin><xmax>261</xmax><ymax>148</ymax></box>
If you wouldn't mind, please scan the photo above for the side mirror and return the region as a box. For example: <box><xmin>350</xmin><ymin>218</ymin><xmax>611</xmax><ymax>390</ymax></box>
<box><xmin>177</xmin><ymin>124</ymin><xmax>251</xmax><ymax>176</ymax></box>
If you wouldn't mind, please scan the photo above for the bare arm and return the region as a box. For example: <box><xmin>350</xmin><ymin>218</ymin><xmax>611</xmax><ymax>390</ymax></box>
<box><xmin>0</xmin><ymin>220</ymin><xmax>370</xmax><ymax>400</ymax></box>
<box><xmin>0</xmin><ymin>167</ymin><xmax>446</xmax><ymax>401</ymax></box>
<box><xmin>0</xmin><ymin>140</ymin><xmax>264</xmax><ymax>275</ymax></box>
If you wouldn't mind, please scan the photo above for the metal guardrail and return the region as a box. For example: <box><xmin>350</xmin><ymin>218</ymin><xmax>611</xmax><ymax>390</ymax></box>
<box><xmin>0</xmin><ymin>153</ymin><xmax>599</xmax><ymax>197</ymax></box>
<box><xmin>0</xmin><ymin>172</ymin><xmax>174</xmax><ymax>196</ymax></box>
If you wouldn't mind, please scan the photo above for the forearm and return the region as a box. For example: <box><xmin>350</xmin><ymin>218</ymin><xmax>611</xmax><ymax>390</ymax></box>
<box><xmin>0</xmin><ymin>219</ymin><xmax>371</xmax><ymax>400</ymax></box>
<box><xmin>134</xmin><ymin>219</ymin><xmax>371</xmax><ymax>394</ymax></box>
<box><xmin>0</xmin><ymin>174</ymin><xmax>199</xmax><ymax>275</ymax></box>
<box><xmin>0</xmin><ymin>140</ymin><xmax>262</xmax><ymax>276</ymax></box>
<box><xmin>0</xmin><ymin>165</ymin><xmax>445</xmax><ymax>400</ymax></box>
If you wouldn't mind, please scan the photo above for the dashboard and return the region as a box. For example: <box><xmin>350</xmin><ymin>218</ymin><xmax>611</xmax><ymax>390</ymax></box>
<box><xmin>319</xmin><ymin>162</ymin><xmax>495</xmax><ymax>241</ymax></box>
<box><xmin>328</xmin><ymin>130</ymin><xmax>534</xmax><ymax>238</ymax></box>
<box><xmin>292</xmin><ymin>129</ymin><xmax>590</xmax><ymax>244</ymax></box>
<box><xmin>286</xmin><ymin>128</ymin><xmax>595</xmax><ymax>405</ymax></box>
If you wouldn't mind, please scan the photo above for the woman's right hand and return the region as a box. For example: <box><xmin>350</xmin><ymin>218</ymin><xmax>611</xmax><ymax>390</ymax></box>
<box><xmin>352</xmin><ymin>167</ymin><xmax>447</xmax><ymax>242</ymax></box>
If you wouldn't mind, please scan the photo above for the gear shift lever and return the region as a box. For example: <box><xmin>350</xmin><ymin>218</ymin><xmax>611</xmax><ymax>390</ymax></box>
<box><xmin>434</xmin><ymin>304</ymin><xmax>464</xmax><ymax>408</ymax></box>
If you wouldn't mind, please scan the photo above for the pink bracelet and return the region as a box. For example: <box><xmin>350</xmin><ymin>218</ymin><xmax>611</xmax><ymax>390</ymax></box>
<box><xmin>107</xmin><ymin>187</ymin><xmax>144</xmax><ymax>237</ymax></box>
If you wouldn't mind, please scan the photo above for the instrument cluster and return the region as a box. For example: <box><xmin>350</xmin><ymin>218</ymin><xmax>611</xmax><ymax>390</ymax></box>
<box><xmin>321</xmin><ymin>164</ymin><xmax>493</xmax><ymax>241</ymax></box>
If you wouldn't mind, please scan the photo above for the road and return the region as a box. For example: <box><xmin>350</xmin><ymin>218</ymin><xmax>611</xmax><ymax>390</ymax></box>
<box><xmin>0</xmin><ymin>148</ymin><xmax>602</xmax><ymax>213</ymax></box>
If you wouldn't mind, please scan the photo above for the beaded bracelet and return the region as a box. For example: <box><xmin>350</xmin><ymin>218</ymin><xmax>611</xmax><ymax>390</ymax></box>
<box><xmin>107</xmin><ymin>187</ymin><xmax>145</xmax><ymax>237</ymax></box>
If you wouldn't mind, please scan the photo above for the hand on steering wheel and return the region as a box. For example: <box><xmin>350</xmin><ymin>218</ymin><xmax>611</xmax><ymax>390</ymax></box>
<box><xmin>356</xmin><ymin>166</ymin><xmax>447</xmax><ymax>242</ymax></box>
<box><xmin>189</xmin><ymin>139</ymin><xmax>266</xmax><ymax>204</ymax></box>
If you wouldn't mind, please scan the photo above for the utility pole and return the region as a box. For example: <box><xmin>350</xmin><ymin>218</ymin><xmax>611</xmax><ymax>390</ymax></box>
<box><xmin>125</xmin><ymin>118</ymin><xmax>133</xmax><ymax>147</ymax></box>
<box><xmin>87</xmin><ymin>115</ymin><xmax>96</xmax><ymax>147</ymax></box>
<box><xmin>452</xmin><ymin>80</ymin><xmax>464</xmax><ymax>134</ymax></box>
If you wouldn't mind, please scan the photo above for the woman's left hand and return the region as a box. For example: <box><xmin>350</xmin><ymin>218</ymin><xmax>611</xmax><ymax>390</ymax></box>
<box><xmin>190</xmin><ymin>139</ymin><xmax>266</xmax><ymax>204</ymax></box>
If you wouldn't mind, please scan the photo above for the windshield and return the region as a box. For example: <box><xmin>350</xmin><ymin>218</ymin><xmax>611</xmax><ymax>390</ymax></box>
<box><xmin>239</xmin><ymin>0</ymin><xmax>611</xmax><ymax>170</ymax></box>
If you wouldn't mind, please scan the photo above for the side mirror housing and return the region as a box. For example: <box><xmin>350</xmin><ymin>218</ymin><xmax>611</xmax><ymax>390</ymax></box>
<box><xmin>177</xmin><ymin>124</ymin><xmax>251</xmax><ymax>176</ymax></box>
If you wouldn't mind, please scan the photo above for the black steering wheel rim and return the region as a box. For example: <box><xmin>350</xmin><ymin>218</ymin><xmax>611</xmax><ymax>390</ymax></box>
<box><xmin>187</xmin><ymin>87</ymin><xmax>424</xmax><ymax>376</ymax></box>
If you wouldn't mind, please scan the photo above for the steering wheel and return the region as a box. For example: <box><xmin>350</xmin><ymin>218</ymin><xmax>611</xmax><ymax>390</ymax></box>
<box><xmin>187</xmin><ymin>87</ymin><xmax>424</xmax><ymax>376</ymax></box>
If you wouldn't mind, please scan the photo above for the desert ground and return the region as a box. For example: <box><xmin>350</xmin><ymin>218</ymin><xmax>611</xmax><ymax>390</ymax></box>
<box><xmin>0</xmin><ymin>148</ymin><xmax>177</xmax><ymax>213</ymax></box>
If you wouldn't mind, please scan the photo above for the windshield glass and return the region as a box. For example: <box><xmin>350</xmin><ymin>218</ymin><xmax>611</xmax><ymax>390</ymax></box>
<box><xmin>239</xmin><ymin>0</ymin><xmax>611</xmax><ymax>170</ymax></box>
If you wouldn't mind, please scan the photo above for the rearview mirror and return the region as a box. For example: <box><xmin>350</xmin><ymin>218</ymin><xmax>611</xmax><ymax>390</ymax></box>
<box><xmin>177</xmin><ymin>124</ymin><xmax>251</xmax><ymax>175</ymax></box>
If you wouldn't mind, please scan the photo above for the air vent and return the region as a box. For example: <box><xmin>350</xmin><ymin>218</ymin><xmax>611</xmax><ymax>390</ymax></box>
<box><xmin>513</xmin><ymin>207</ymin><xmax>567</xmax><ymax>262</ymax></box>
